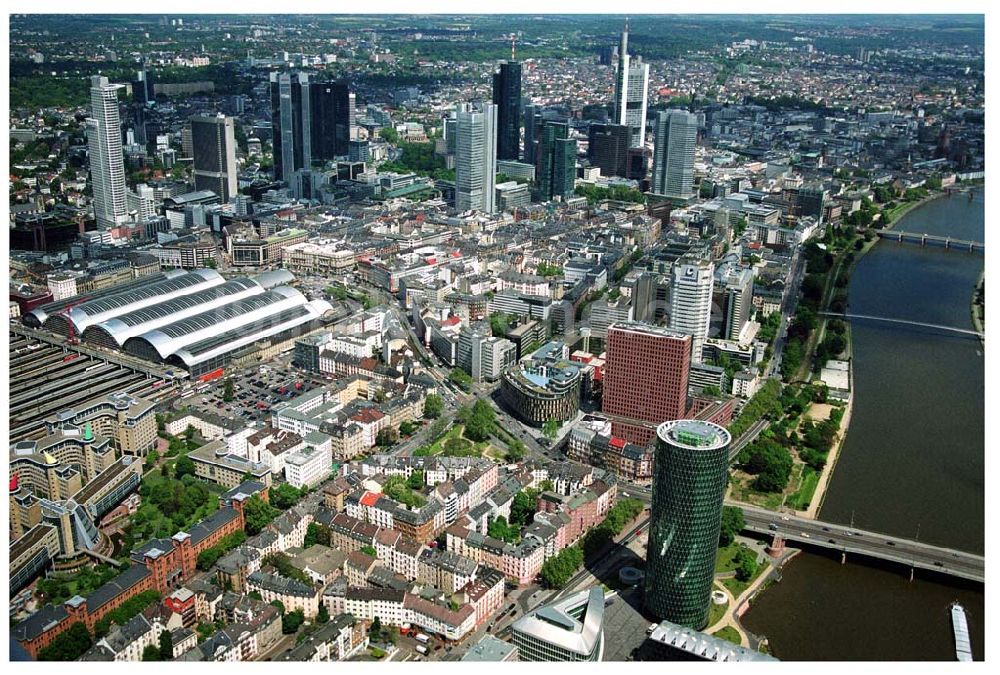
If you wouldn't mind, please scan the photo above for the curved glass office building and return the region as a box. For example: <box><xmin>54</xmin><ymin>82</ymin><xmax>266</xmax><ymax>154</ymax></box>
<box><xmin>644</xmin><ymin>419</ymin><xmax>731</xmax><ymax>630</ymax></box>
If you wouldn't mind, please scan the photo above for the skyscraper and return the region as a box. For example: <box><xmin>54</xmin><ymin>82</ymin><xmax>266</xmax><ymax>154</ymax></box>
<box><xmin>492</xmin><ymin>60</ymin><xmax>522</xmax><ymax>161</ymax></box>
<box><xmin>270</xmin><ymin>72</ymin><xmax>312</xmax><ymax>184</ymax></box>
<box><xmin>310</xmin><ymin>80</ymin><xmax>355</xmax><ymax>160</ymax></box>
<box><xmin>190</xmin><ymin>113</ymin><xmax>238</xmax><ymax>202</ymax></box>
<box><xmin>523</xmin><ymin>104</ymin><xmax>542</xmax><ymax>165</ymax></box>
<box><xmin>721</xmin><ymin>266</ymin><xmax>754</xmax><ymax>342</ymax></box>
<box><xmin>669</xmin><ymin>259</ymin><xmax>714</xmax><ymax>363</ymax></box>
<box><xmin>645</xmin><ymin>419</ymin><xmax>731</xmax><ymax>630</ymax></box>
<box><xmin>86</xmin><ymin>76</ymin><xmax>128</xmax><ymax>229</ymax></box>
<box><xmin>455</xmin><ymin>102</ymin><xmax>497</xmax><ymax>213</ymax></box>
<box><xmin>612</xmin><ymin>20</ymin><xmax>649</xmax><ymax>148</ymax></box>
<box><xmin>602</xmin><ymin>322</ymin><xmax>691</xmax><ymax>446</ymax></box>
<box><xmin>536</xmin><ymin>122</ymin><xmax>576</xmax><ymax>202</ymax></box>
<box><xmin>652</xmin><ymin>110</ymin><xmax>697</xmax><ymax>199</ymax></box>
<box><xmin>587</xmin><ymin>123</ymin><xmax>632</xmax><ymax>178</ymax></box>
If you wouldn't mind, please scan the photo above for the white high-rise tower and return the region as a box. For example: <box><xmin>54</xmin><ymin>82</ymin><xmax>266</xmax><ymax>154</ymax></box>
<box><xmin>669</xmin><ymin>259</ymin><xmax>715</xmax><ymax>363</ymax></box>
<box><xmin>455</xmin><ymin>102</ymin><xmax>498</xmax><ymax>214</ymax></box>
<box><xmin>613</xmin><ymin>19</ymin><xmax>649</xmax><ymax>149</ymax></box>
<box><xmin>87</xmin><ymin>76</ymin><xmax>128</xmax><ymax>229</ymax></box>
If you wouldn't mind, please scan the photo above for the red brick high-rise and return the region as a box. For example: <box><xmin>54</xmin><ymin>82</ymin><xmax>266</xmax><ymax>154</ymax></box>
<box><xmin>602</xmin><ymin>322</ymin><xmax>691</xmax><ymax>446</ymax></box>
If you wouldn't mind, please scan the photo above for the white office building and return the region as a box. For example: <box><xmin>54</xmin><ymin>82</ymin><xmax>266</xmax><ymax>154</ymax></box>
<box><xmin>87</xmin><ymin>76</ymin><xmax>129</xmax><ymax>228</ymax></box>
<box><xmin>612</xmin><ymin>21</ymin><xmax>650</xmax><ymax>149</ymax></box>
<box><xmin>669</xmin><ymin>259</ymin><xmax>714</xmax><ymax>363</ymax></box>
<box><xmin>455</xmin><ymin>102</ymin><xmax>498</xmax><ymax>214</ymax></box>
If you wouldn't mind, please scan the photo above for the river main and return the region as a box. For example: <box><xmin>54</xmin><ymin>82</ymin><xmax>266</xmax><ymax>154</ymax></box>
<box><xmin>741</xmin><ymin>189</ymin><xmax>985</xmax><ymax>660</ymax></box>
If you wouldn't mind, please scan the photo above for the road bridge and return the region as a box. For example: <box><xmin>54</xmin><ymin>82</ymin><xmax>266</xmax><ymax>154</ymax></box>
<box><xmin>817</xmin><ymin>311</ymin><xmax>983</xmax><ymax>338</ymax></box>
<box><xmin>737</xmin><ymin>504</ymin><xmax>984</xmax><ymax>583</ymax></box>
<box><xmin>876</xmin><ymin>230</ymin><xmax>984</xmax><ymax>252</ymax></box>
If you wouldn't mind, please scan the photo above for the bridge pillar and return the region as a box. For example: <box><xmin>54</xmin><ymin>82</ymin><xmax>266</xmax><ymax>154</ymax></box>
<box><xmin>945</xmin><ymin>238</ymin><xmax>950</xmax><ymax>249</ymax></box>
<box><xmin>766</xmin><ymin>535</ymin><xmax>785</xmax><ymax>558</ymax></box>
<box><xmin>910</xmin><ymin>567</ymin><xmax>914</xmax><ymax>582</ymax></box>
<box><xmin>841</xmin><ymin>551</ymin><xmax>847</xmax><ymax>565</ymax></box>
<box><xmin>898</xmin><ymin>233</ymin><xmax>903</xmax><ymax>242</ymax></box>
<box><xmin>921</xmin><ymin>235</ymin><xmax>927</xmax><ymax>247</ymax></box>
<box><xmin>969</xmin><ymin>242</ymin><xmax>974</xmax><ymax>253</ymax></box>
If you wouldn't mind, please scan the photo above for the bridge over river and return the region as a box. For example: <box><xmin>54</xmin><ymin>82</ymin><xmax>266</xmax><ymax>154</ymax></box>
<box><xmin>737</xmin><ymin>504</ymin><xmax>984</xmax><ymax>583</ymax></box>
<box><xmin>817</xmin><ymin>311</ymin><xmax>983</xmax><ymax>338</ymax></box>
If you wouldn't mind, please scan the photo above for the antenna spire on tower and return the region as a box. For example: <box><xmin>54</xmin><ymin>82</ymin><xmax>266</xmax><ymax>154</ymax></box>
<box><xmin>512</xmin><ymin>36</ymin><xmax>516</xmax><ymax>61</ymax></box>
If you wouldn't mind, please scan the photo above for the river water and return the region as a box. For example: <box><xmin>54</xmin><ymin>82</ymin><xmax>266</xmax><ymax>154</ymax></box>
<box><xmin>741</xmin><ymin>190</ymin><xmax>985</xmax><ymax>660</ymax></box>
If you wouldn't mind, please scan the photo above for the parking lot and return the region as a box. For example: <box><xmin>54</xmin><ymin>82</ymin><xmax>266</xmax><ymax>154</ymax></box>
<box><xmin>172</xmin><ymin>358</ymin><xmax>327</xmax><ymax>427</ymax></box>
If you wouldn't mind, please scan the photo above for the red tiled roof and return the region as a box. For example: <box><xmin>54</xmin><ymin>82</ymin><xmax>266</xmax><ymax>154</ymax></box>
<box><xmin>360</xmin><ymin>492</ymin><xmax>380</xmax><ymax>508</ymax></box>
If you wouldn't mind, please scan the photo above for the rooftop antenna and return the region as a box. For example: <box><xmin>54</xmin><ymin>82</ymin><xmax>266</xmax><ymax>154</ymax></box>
<box><xmin>512</xmin><ymin>36</ymin><xmax>516</xmax><ymax>62</ymax></box>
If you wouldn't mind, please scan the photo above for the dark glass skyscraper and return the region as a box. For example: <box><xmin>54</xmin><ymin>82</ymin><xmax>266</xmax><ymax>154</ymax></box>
<box><xmin>492</xmin><ymin>61</ymin><xmax>522</xmax><ymax>161</ymax></box>
<box><xmin>270</xmin><ymin>72</ymin><xmax>312</xmax><ymax>184</ymax></box>
<box><xmin>645</xmin><ymin>419</ymin><xmax>731</xmax><ymax>630</ymax></box>
<box><xmin>523</xmin><ymin>105</ymin><xmax>542</xmax><ymax>165</ymax></box>
<box><xmin>587</xmin><ymin>123</ymin><xmax>631</xmax><ymax>178</ymax></box>
<box><xmin>535</xmin><ymin>122</ymin><xmax>576</xmax><ymax>202</ymax></box>
<box><xmin>310</xmin><ymin>80</ymin><xmax>355</xmax><ymax>160</ymax></box>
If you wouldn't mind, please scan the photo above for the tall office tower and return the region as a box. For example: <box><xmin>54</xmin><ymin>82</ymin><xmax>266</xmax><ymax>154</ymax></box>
<box><xmin>190</xmin><ymin>113</ymin><xmax>238</xmax><ymax>202</ymax></box>
<box><xmin>492</xmin><ymin>61</ymin><xmax>522</xmax><ymax>161</ymax></box>
<box><xmin>630</xmin><ymin>272</ymin><xmax>656</xmax><ymax>324</ymax></box>
<box><xmin>651</xmin><ymin>110</ymin><xmax>697</xmax><ymax>199</ymax></box>
<box><xmin>645</xmin><ymin>419</ymin><xmax>731</xmax><ymax>630</ymax></box>
<box><xmin>602</xmin><ymin>322</ymin><xmax>691</xmax><ymax>446</ymax></box>
<box><xmin>455</xmin><ymin>102</ymin><xmax>497</xmax><ymax>213</ymax></box>
<box><xmin>536</xmin><ymin>122</ymin><xmax>576</xmax><ymax>202</ymax></box>
<box><xmin>310</xmin><ymin>80</ymin><xmax>354</xmax><ymax>160</ymax></box>
<box><xmin>612</xmin><ymin>20</ymin><xmax>649</xmax><ymax>148</ymax></box>
<box><xmin>87</xmin><ymin>76</ymin><xmax>129</xmax><ymax>229</ymax></box>
<box><xmin>523</xmin><ymin>104</ymin><xmax>542</xmax><ymax>165</ymax></box>
<box><xmin>669</xmin><ymin>259</ymin><xmax>714</xmax><ymax>363</ymax></box>
<box><xmin>270</xmin><ymin>72</ymin><xmax>312</xmax><ymax>184</ymax></box>
<box><xmin>587</xmin><ymin>123</ymin><xmax>631</xmax><ymax>178</ymax></box>
<box><xmin>721</xmin><ymin>267</ymin><xmax>754</xmax><ymax>341</ymax></box>
<box><xmin>511</xmin><ymin>587</ymin><xmax>605</xmax><ymax>661</ymax></box>
<box><xmin>131</xmin><ymin>69</ymin><xmax>155</xmax><ymax>106</ymax></box>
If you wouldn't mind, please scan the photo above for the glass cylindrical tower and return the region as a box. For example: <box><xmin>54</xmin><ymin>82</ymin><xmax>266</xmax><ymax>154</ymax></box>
<box><xmin>644</xmin><ymin>419</ymin><xmax>731</xmax><ymax>630</ymax></box>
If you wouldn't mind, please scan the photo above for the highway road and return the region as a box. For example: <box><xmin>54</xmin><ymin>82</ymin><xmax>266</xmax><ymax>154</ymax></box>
<box><xmin>738</xmin><ymin>504</ymin><xmax>984</xmax><ymax>582</ymax></box>
<box><xmin>766</xmin><ymin>246</ymin><xmax>806</xmax><ymax>380</ymax></box>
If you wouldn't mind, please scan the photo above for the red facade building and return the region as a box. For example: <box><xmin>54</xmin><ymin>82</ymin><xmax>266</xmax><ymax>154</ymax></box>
<box><xmin>602</xmin><ymin>323</ymin><xmax>691</xmax><ymax>446</ymax></box>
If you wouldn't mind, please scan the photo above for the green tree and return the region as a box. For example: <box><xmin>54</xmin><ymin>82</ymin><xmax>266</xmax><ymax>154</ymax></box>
<box><xmin>223</xmin><ymin>377</ymin><xmax>235</xmax><ymax>402</ymax></box>
<box><xmin>370</xmin><ymin>616</ymin><xmax>382</xmax><ymax>637</ymax></box>
<box><xmin>244</xmin><ymin>495</ymin><xmax>281</xmax><ymax>535</ymax></box>
<box><xmin>510</xmin><ymin>491</ymin><xmax>536</xmax><ymax>528</ymax></box>
<box><xmin>423</xmin><ymin>393</ymin><xmax>444</xmax><ymax>419</ymax></box>
<box><xmin>399</xmin><ymin>420</ymin><xmax>417</xmax><ymax>436</ymax></box>
<box><xmin>145</xmin><ymin>449</ymin><xmax>160</xmax><ymax>469</ymax></box>
<box><xmin>317</xmin><ymin>603</ymin><xmax>330</xmax><ymax>624</ymax></box>
<box><xmin>379</xmin><ymin>127</ymin><xmax>399</xmax><ymax>144</ymax></box>
<box><xmin>37</xmin><ymin>622</ymin><xmax>92</xmax><ymax>661</ymax></box>
<box><xmin>142</xmin><ymin>644</ymin><xmax>161</xmax><ymax>661</ymax></box>
<box><xmin>734</xmin><ymin>547</ymin><xmax>759</xmax><ymax>582</ymax></box>
<box><xmin>282</xmin><ymin>609</ymin><xmax>305</xmax><ymax>634</ymax></box>
<box><xmin>719</xmin><ymin>506</ymin><xmax>745</xmax><ymax>547</ymax></box>
<box><xmin>270</xmin><ymin>600</ymin><xmax>286</xmax><ymax>615</ymax></box>
<box><xmin>158</xmin><ymin>629</ymin><xmax>173</xmax><ymax>660</ymax></box>
<box><xmin>449</xmin><ymin>368</ymin><xmax>472</xmax><ymax>391</ymax></box>
<box><xmin>542</xmin><ymin>418</ymin><xmax>559</xmax><ymax>439</ymax></box>
<box><xmin>505</xmin><ymin>439</ymin><xmax>526</xmax><ymax>463</ymax></box>
<box><xmin>464</xmin><ymin>399</ymin><xmax>496</xmax><ymax>442</ymax></box>
<box><xmin>407</xmin><ymin>470</ymin><xmax>424</xmax><ymax>490</ymax></box>
<box><xmin>270</xmin><ymin>483</ymin><xmax>304</xmax><ymax>510</ymax></box>
<box><xmin>174</xmin><ymin>455</ymin><xmax>196</xmax><ymax>480</ymax></box>
<box><xmin>361</xmin><ymin>545</ymin><xmax>377</xmax><ymax>557</ymax></box>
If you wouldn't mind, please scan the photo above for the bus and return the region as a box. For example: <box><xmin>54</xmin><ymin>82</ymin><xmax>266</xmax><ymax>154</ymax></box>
<box><xmin>415</xmin><ymin>633</ymin><xmax>430</xmax><ymax>645</ymax></box>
